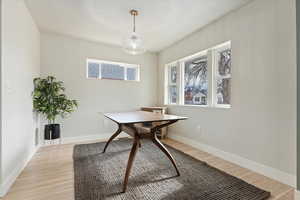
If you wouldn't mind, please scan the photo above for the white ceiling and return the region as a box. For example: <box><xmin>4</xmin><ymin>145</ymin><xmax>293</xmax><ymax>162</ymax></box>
<box><xmin>25</xmin><ymin>0</ymin><xmax>252</xmax><ymax>52</ymax></box>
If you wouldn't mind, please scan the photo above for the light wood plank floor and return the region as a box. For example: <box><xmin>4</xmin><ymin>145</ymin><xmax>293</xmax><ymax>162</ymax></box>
<box><xmin>2</xmin><ymin>138</ymin><xmax>295</xmax><ymax>200</ymax></box>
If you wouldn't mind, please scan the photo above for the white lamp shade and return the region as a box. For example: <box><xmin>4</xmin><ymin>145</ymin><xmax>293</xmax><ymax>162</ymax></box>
<box><xmin>122</xmin><ymin>32</ymin><xmax>146</xmax><ymax>55</ymax></box>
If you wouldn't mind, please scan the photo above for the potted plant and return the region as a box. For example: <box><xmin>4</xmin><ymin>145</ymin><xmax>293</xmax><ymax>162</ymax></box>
<box><xmin>33</xmin><ymin>76</ymin><xmax>78</xmax><ymax>141</ymax></box>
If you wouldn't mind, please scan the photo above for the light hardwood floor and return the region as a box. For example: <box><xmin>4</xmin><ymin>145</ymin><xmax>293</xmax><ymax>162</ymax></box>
<box><xmin>1</xmin><ymin>138</ymin><xmax>295</xmax><ymax>200</ymax></box>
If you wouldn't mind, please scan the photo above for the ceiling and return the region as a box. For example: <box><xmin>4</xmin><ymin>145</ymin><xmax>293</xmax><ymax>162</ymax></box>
<box><xmin>25</xmin><ymin>0</ymin><xmax>252</xmax><ymax>52</ymax></box>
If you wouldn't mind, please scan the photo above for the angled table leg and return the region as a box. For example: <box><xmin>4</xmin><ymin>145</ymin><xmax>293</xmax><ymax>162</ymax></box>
<box><xmin>152</xmin><ymin>130</ymin><xmax>180</xmax><ymax>176</ymax></box>
<box><xmin>102</xmin><ymin>124</ymin><xmax>122</xmax><ymax>153</ymax></box>
<box><xmin>122</xmin><ymin>134</ymin><xmax>140</xmax><ymax>193</ymax></box>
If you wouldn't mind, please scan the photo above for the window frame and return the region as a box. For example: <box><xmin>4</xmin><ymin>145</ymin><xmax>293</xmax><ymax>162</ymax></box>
<box><xmin>86</xmin><ymin>58</ymin><xmax>140</xmax><ymax>82</ymax></box>
<box><xmin>164</xmin><ymin>41</ymin><xmax>231</xmax><ymax>109</ymax></box>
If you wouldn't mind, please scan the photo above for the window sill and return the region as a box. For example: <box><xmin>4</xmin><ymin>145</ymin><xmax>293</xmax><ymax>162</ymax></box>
<box><xmin>86</xmin><ymin>77</ymin><xmax>140</xmax><ymax>82</ymax></box>
<box><xmin>164</xmin><ymin>104</ymin><xmax>231</xmax><ymax>109</ymax></box>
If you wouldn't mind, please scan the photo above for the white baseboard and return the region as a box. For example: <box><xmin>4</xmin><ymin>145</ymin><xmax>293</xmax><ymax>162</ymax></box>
<box><xmin>61</xmin><ymin>132</ymin><xmax>128</xmax><ymax>144</ymax></box>
<box><xmin>168</xmin><ymin>134</ymin><xmax>296</xmax><ymax>188</ymax></box>
<box><xmin>0</xmin><ymin>145</ymin><xmax>40</xmax><ymax>197</ymax></box>
<box><xmin>42</xmin><ymin>132</ymin><xmax>128</xmax><ymax>145</ymax></box>
<box><xmin>61</xmin><ymin>133</ymin><xmax>112</xmax><ymax>144</ymax></box>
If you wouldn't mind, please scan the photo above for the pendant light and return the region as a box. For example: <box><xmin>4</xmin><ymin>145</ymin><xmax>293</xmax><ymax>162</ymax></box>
<box><xmin>122</xmin><ymin>10</ymin><xmax>146</xmax><ymax>55</ymax></box>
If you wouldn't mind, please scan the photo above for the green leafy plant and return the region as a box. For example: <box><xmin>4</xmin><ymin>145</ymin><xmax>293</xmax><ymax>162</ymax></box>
<box><xmin>33</xmin><ymin>76</ymin><xmax>78</xmax><ymax>124</ymax></box>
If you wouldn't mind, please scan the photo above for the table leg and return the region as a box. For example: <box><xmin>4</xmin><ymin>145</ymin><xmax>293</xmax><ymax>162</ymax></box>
<box><xmin>152</xmin><ymin>132</ymin><xmax>180</xmax><ymax>176</ymax></box>
<box><xmin>122</xmin><ymin>136</ymin><xmax>140</xmax><ymax>193</ymax></box>
<box><xmin>102</xmin><ymin>125</ymin><xmax>122</xmax><ymax>153</ymax></box>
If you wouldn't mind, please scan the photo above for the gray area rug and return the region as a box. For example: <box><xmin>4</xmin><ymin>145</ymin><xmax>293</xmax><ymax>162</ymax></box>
<box><xmin>73</xmin><ymin>138</ymin><xmax>270</xmax><ymax>200</ymax></box>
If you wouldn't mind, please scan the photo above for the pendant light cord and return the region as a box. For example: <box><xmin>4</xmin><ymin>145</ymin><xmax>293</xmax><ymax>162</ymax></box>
<box><xmin>130</xmin><ymin>10</ymin><xmax>138</xmax><ymax>33</ymax></box>
<box><xmin>133</xmin><ymin>14</ymin><xmax>136</xmax><ymax>32</ymax></box>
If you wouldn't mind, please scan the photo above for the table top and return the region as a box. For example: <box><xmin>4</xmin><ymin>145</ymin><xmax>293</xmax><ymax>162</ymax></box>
<box><xmin>104</xmin><ymin>111</ymin><xmax>187</xmax><ymax>124</ymax></box>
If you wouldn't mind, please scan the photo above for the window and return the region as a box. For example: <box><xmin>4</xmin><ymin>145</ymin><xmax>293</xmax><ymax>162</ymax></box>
<box><xmin>165</xmin><ymin>41</ymin><xmax>231</xmax><ymax>108</ymax></box>
<box><xmin>166</xmin><ymin>63</ymin><xmax>179</xmax><ymax>104</ymax></box>
<box><xmin>87</xmin><ymin>59</ymin><xmax>140</xmax><ymax>81</ymax></box>
<box><xmin>127</xmin><ymin>68</ymin><xmax>137</xmax><ymax>81</ymax></box>
<box><xmin>87</xmin><ymin>62</ymin><xmax>100</xmax><ymax>78</ymax></box>
<box><xmin>101</xmin><ymin>63</ymin><xmax>125</xmax><ymax>80</ymax></box>
<box><xmin>184</xmin><ymin>53</ymin><xmax>208</xmax><ymax>105</ymax></box>
<box><xmin>213</xmin><ymin>45</ymin><xmax>231</xmax><ymax>106</ymax></box>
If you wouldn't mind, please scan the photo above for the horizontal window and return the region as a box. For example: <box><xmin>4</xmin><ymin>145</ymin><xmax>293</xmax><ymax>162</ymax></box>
<box><xmin>87</xmin><ymin>59</ymin><xmax>140</xmax><ymax>81</ymax></box>
<box><xmin>165</xmin><ymin>41</ymin><xmax>231</xmax><ymax>108</ymax></box>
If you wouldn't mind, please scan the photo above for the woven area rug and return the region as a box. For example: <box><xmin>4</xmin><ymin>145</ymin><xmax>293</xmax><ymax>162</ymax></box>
<box><xmin>73</xmin><ymin>138</ymin><xmax>270</xmax><ymax>200</ymax></box>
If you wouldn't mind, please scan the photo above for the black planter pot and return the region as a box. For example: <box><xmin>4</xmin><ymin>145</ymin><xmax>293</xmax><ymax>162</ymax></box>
<box><xmin>44</xmin><ymin>124</ymin><xmax>60</xmax><ymax>140</ymax></box>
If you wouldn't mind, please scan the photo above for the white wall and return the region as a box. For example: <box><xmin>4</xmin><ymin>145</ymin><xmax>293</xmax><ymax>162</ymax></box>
<box><xmin>1</xmin><ymin>0</ymin><xmax>40</xmax><ymax>196</ymax></box>
<box><xmin>158</xmin><ymin>0</ymin><xmax>297</xmax><ymax>185</ymax></box>
<box><xmin>41</xmin><ymin>32</ymin><xmax>158</xmax><ymax>140</ymax></box>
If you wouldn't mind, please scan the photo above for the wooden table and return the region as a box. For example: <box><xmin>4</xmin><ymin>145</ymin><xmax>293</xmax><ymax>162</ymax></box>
<box><xmin>103</xmin><ymin>111</ymin><xmax>187</xmax><ymax>192</ymax></box>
